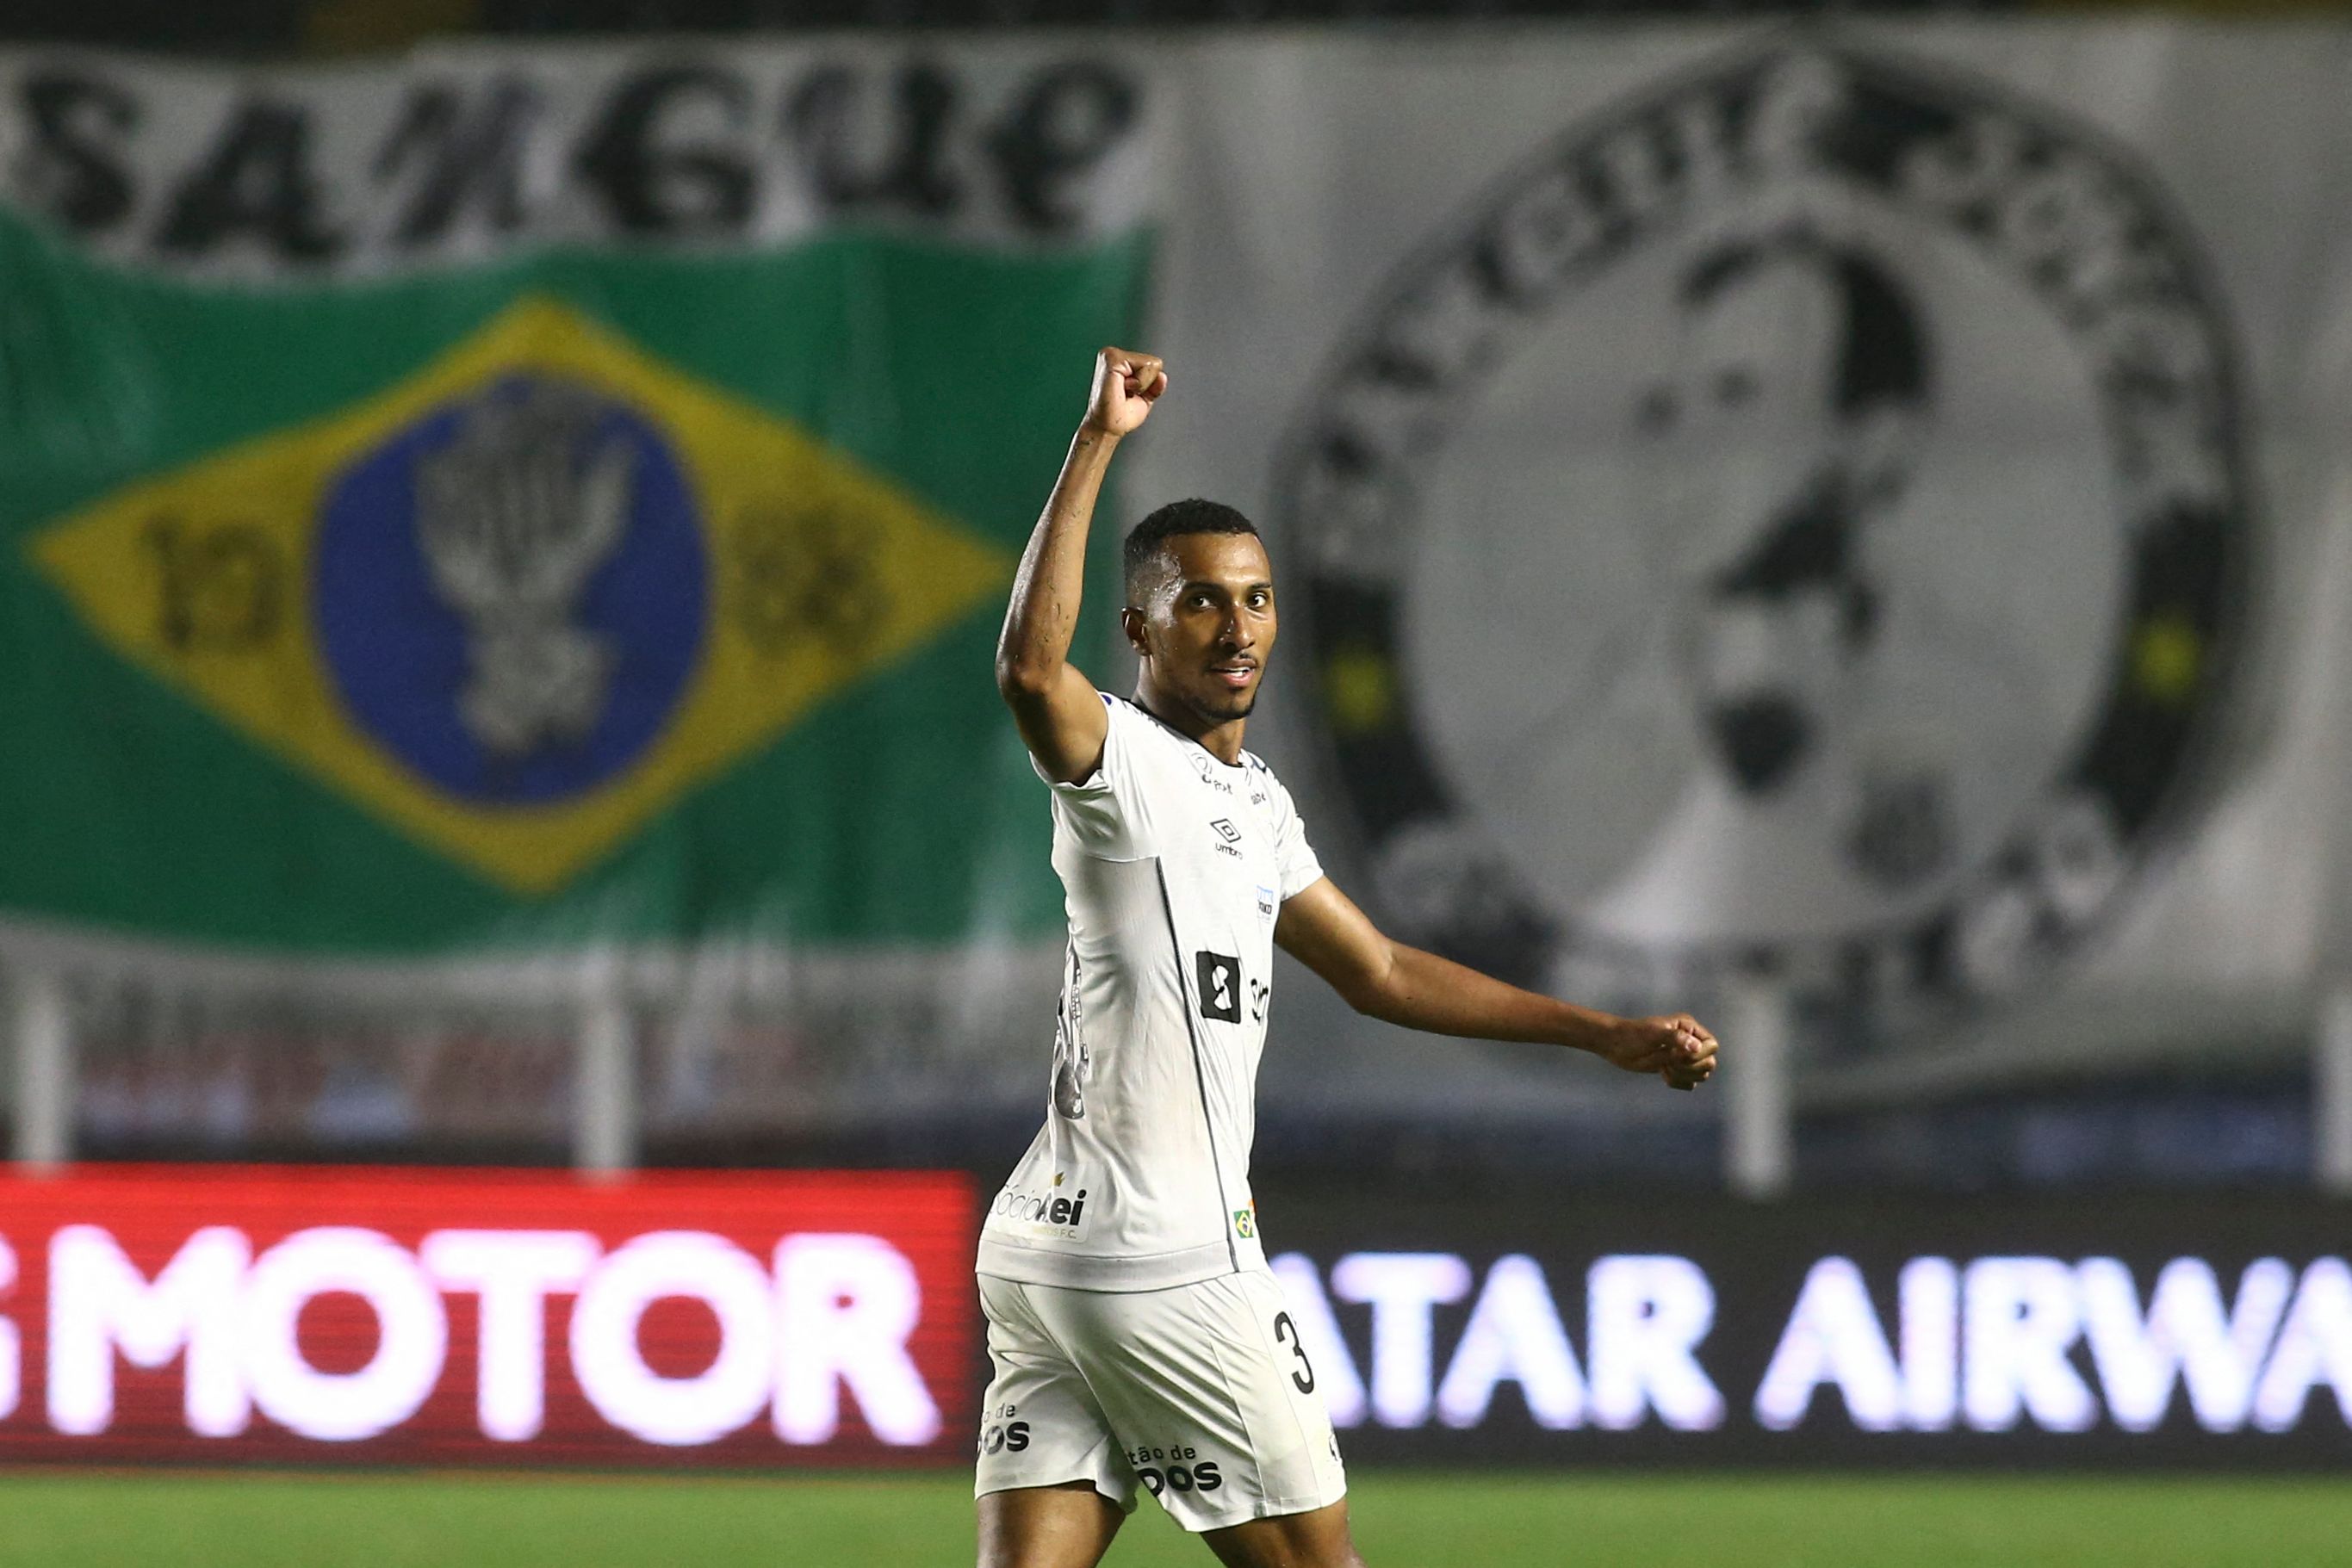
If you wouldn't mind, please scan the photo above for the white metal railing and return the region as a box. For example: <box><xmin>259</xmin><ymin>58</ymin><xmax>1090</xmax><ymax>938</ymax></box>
<box><xmin>2315</xmin><ymin>988</ymin><xmax>2352</xmax><ymax>1196</ymax></box>
<box><xmin>11</xmin><ymin>951</ymin><xmax>2350</xmax><ymax>1196</ymax></box>
<box><xmin>10</xmin><ymin>964</ymin><xmax>71</xmax><ymax>1173</ymax></box>
<box><xmin>575</xmin><ymin>956</ymin><xmax>638</xmax><ymax>1179</ymax></box>
<box><xmin>1723</xmin><ymin>979</ymin><xmax>1791</xmax><ymax>1200</ymax></box>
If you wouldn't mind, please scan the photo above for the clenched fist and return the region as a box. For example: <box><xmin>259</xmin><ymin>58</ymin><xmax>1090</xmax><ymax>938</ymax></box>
<box><xmin>1082</xmin><ymin>346</ymin><xmax>1167</xmax><ymax>437</ymax></box>
<box><xmin>1599</xmin><ymin>1013</ymin><xmax>1719</xmax><ymax>1092</ymax></box>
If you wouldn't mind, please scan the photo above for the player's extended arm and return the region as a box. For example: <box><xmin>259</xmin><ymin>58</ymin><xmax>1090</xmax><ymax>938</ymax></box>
<box><xmin>1275</xmin><ymin>877</ymin><xmax>1718</xmax><ymax>1091</ymax></box>
<box><xmin>995</xmin><ymin>346</ymin><xmax>1168</xmax><ymax>784</ymax></box>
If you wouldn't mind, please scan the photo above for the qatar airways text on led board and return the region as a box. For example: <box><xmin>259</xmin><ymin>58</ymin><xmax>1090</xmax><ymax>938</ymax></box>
<box><xmin>1275</xmin><ymin>1252</ymin><xmax>2347</xmax><ymax>1438</ymax></box>
<box><xmin>1261</xmin><ymin>1195</ymin><xmax>2352</xmax><ymax>1465</ymax></box>
<box><xmin>0</xmin><ymin>1166</ymin><xmax>974</xmax><ymax>1467</ymax></box>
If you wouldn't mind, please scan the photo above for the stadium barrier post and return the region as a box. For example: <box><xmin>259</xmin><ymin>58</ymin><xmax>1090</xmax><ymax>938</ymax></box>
<box><xmin>2316</xmin><ymin>987</ymin><xmax>2352</xmax><ymax>1196</ymax></box>
<box><xmin>1724</xmin><ymin>976</ymin><xmax>1791</xmax><ymax>1200</ymax></box>
<box><xmin>575</xmin><ymin>954</ymin><xmax>638</xmax><ymax>1179</ymax></box>
<box><xmin>10</xmin><ymin>963</ymin><xmax>73</xmax><ymax>1173</ymax></box>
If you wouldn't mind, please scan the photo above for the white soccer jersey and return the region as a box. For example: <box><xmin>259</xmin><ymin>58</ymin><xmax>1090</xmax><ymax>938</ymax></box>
<box><xmin>977</xmin><ymin>692</ymin><xmax>1325</xmax><ymax>1292</ymax></box>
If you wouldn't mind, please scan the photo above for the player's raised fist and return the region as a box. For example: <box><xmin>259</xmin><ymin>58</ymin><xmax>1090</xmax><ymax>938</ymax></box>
<box><xmin>1083</xmin><ymin>347</ymin><xmax>1167</xmax><ymax>436</ymax></box>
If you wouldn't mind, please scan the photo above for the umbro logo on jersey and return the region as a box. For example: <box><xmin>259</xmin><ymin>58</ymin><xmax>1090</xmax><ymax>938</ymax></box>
<box><xmin>1195</xmin><ymin>951</ymin><xmax>1243</xmax><ymax>1022</ymax></box>
<box><xmin>1210</xmin><ymin>818</ymin><xmax>1244</xmax><ymax>858</ymax></box>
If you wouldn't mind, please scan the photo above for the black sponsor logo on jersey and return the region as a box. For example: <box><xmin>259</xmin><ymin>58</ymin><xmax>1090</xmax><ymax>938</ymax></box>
<box><xmin>1188</xmin><ymin>750</ymin><xmax>1236</xmax><ymax>794</ymax></box>
<box><xmin>990</xmin><ymin>1184</ymin><xmax>1088</xmax><ymax>1230</ymax></box>
<box><xmin>1277</xmin><ymin>40</ymin><xmax>2250</xmax><ymax>1042</ymax></box>
<box><xmin>1195</xmin><ymin>950</ymin><xmax>1243</xmax><ymax>1022</ymax></box>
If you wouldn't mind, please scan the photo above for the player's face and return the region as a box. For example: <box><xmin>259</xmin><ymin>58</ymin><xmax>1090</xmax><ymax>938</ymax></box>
<box><xmin>1132</xmin><ymin>533</ymin><xmax>1277</xmax><ymax>725</ymax></box>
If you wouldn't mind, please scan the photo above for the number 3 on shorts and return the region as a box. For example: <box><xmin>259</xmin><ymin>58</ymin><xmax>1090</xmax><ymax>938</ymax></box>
<box><xmin>1271</xmin><ymin>1311</ymin><xmax>1315</xmax><ymax>1395</ymax></box>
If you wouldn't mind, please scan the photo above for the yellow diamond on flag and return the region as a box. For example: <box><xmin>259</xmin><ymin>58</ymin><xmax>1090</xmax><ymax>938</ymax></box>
<box><xmin>29</xmin><ymin>296</ymin><xmax>1011</xmax><ymax>895</ymax></box>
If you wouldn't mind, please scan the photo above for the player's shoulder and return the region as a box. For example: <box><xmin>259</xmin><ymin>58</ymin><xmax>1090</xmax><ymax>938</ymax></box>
<box><xmin>1238</xmin><ymin>748</ymin><xmax>1296</xmax><ymax>803</ymax></box>
<box><xmin>1101</xmin><ymin>693</ymin><xmax>1191</xmax><ymax>772</ymax></box>
<box><xmin>1103</xmin><ymin>691</ymin><xmax>1157</xmax><ymax>739</ymax></box>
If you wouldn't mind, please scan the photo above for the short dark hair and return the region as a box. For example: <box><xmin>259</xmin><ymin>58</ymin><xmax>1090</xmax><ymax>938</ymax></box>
<box><xmin>1122</xmin><ymin>499</ymin><xmax>1261</xmax><ymax>604</ymax></box>
<box><xmin>1680</xmin><ymin>227</ymin><xmax>1932</xmax><ymax>418</ymax></box>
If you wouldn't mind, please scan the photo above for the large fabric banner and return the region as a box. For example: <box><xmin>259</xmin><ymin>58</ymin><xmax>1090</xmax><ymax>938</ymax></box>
<box><xmin>1126</xmin><ymin>22</ymin><xmax>2352</xmax><ymax>1119</ymax></box>
<box><xmin>0</xmin><ymin>43</ymin><xmax>1152</xmax><ymax>1143</ymax></box>
<box><xmin>2</xmin><ymin>24</ymin><xmax>2349</xmax><ymax>1150</ymax></box>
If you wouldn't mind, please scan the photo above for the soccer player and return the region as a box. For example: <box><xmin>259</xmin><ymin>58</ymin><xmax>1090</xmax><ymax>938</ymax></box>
<box><xmin>979</xmin><ymin>348</ymin><xmax>1720</xmax><ymax>1568</ymax></box>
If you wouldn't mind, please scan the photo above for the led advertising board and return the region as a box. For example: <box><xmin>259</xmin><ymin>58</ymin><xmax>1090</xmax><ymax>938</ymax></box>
<box><xmin>1259</xmin><ymin>1192</ymin><xmax>2352</xmax><ymax>1466</ymax></box>
<box><xmin>0</xmin><ymin>1166</ymin><xmax>973</xmax><ymax>1467</ymax></box>
<box><xmin>9</xmin><ymin>1170</ymin><xmax>2344</xmax><ymax>1470</ymax></box>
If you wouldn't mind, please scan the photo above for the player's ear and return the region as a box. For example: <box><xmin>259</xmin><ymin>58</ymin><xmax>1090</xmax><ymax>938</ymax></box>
<box><xmin>1119</xmin><ymin>604</ymin><xmax>1151</xmax><ymax>658</ymax></box>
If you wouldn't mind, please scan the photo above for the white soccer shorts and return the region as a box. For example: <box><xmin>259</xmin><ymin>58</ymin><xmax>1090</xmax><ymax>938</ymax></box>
<box><xmin>973</xmin><ymin>1268</ymin><xmax>1348</xmax><ymax>1534</ymax></box>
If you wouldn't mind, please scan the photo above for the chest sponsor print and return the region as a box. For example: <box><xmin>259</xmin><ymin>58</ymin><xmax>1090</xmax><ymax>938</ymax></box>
<box><xmin>1196</xmin><ymin>950</ymin><xmax>1244</xmax><ymax>1023</ymax></box>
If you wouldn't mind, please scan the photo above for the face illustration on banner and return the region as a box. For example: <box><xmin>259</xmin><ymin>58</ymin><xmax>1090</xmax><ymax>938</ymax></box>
<box><xmin>1569</xmin><ymin>218</ymin><xmax>2083</xmax><ymax>946</ymax></box>
<box><xmin>1638</xmin><ymin>230</ymin><xmax>1939</xmax><ymax>846</ymax></box>
<box><xmin>1282</xmin><ymin>44</ymin><xmax>2249</xmax><ymax>1033</ymax></box>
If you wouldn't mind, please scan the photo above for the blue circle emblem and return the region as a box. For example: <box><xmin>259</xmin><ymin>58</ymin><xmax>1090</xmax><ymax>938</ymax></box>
<box><xmin>315</xmin><ymin>374</ymin><xmax>708</xmax><ymax>806</ymax></box>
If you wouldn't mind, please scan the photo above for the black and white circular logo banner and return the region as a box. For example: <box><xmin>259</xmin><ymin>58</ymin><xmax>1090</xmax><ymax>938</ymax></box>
<box><xmin>1277</xmin><ymin>42</ymin><xmax>2250</xmax><ymax>1037</ymax></box>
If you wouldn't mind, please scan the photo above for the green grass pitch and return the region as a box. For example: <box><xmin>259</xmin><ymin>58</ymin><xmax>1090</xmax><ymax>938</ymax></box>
<box><xmin>2</xmin><ymin>1470</ymin><xmax>2345</xmax><ymax>1566</ymax></box>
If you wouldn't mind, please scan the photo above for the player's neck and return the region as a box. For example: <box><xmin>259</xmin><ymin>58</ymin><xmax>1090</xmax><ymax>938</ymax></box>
<box><xmin>1133</xmin><ymin>685</ymin><xmax>1248</xmax><ymax>766</ymax></box>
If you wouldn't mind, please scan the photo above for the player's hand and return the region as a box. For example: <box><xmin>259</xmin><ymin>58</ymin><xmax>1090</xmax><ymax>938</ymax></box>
<box><xmin>1082</xmin><ymin>346</ymin><xmax>1166</xmax><ymax>437</ymax></box>
<box><xmin>1600</xmin><ymin>1013</ymin><xmax>1718</xmax><ymax>1092</ymax></box>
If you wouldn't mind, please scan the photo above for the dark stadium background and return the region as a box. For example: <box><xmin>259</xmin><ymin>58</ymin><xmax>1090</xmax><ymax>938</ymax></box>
<box><xmin>0</xmin><ymin>0</ymin><xmax>2345</xmax><ymax>1564</ymax></box>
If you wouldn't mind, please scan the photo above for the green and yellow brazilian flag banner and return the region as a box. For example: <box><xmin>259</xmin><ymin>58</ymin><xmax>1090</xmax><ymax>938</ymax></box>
<box><xmin>0</xmin><ymin>46</ymin><xmax>1151</xmax><ymax>959</ymax></box>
